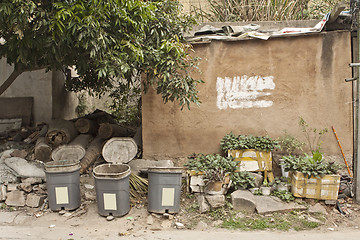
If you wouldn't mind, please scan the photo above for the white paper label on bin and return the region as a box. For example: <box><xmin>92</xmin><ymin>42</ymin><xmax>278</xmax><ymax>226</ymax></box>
<box><xmin>103</xmin><ymin>193</ymin><xmax>117</xmax><ymax>210</ymax></box>
<box><xmin>55</xmin><ymin>187</ymin><xmax>69</xmax><ymax>204</ymax></box>
<box><xmin>161</xmin><ymin>188</ymin><xmax>175</xmax><ymax>206</ymax></box>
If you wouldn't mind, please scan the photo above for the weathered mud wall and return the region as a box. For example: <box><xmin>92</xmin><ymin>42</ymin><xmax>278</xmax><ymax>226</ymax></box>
<box><xmin>142</xmin><ymin>31</ymin><xmax>353</xmax><ymax>160</ymax></box>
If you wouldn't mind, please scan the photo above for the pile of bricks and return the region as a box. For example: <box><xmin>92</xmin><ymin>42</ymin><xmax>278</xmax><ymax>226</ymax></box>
<box><xmin>0</xmin><ymin>177</ymin><xmax>47</xmax><ymax>208</ymax></box>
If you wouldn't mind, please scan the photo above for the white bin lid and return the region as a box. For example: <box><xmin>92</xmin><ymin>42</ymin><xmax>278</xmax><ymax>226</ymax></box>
<box><xmin>102</xmin><ymin>137</ymin><xmax>138</xmax><ymax>164</ymax></box>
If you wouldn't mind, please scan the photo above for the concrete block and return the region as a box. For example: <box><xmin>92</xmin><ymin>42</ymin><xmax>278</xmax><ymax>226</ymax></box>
<box><xmin>0</xmin><ymin>184</ymin><xmax>6</xmax><ymax>201</ymax></box>
<box><xmin>205</xmin><ymin>194</ymin><xmax>225</xmax><ymax>209</ymax></box>
<box><xmin>189</xmin><ymin>175</ymin><xmax>205</xmax><ymax>193</ymax></box>
<box><xmin>26</xmin><ymin>193</ymin><xmax>46</xmax><ymax>208</ymax></box>
<box><xmin>231</xmin><ymin>190</ymin><xmax>257</xmax><ymax>213</ymax></box>
<box><xmin>7</xmin><ymin>183</ymin><xmax>18</xmax><ymax>191</ymax></box>
<box><xmin>19</xmin><ymin>182</ymin><xmax>32</xmax><ymax>193</ymax></box>
<box><xmin>249</xmin><ymin>172</ymin><xmax>264</xmax><ymax>188</ymax></box>
<box><xmin>21</xmin><ymin>177</ymin><xmax>43</xmax><ymax>185</ymax></box>
<box><xmin>5</xmin><ymin>190</ymin><xmax>26</xmax><ymax>207</ymax></box>
<box><xmin>231</xmin><ymin>190</ymin><xmax>308</xmax><ymax>214</ymax></box>
<box><xmin>197</xmin><ymin>194</ymin><xmax>210</xmax><ymax>213</ymax></box>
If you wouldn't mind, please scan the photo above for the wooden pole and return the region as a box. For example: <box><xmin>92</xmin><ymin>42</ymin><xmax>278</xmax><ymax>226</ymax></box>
<box><xmin>34</xmin><ymin>137</ymin><xmax>52</xmax><ymax>162</ymax></box>
<box><xmin>45</xmin><ymin>119</ymin><xmax>79</xmax><ymax>146</ymax></box>
<box><xmin>75</xmin><ymin>118</ymin><xmax>99</xmax><ymax>135</ymax></box>
<box><xmin>98</xmin><ymin>123</ymin><xmax>133</xmax><ymax>139</ymax></box>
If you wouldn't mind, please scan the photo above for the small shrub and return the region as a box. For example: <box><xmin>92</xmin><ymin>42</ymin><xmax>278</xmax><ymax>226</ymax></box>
<box><xmin>230</xmin><ymin>172</ymin><xmax>256</xmax><ymax>190</ymax></box>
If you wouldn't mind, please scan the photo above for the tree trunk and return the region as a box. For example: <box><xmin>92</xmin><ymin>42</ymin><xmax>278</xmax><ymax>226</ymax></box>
<box><xmin>79</xmin><ymin>137</ymin><xmax>105</xmax><ymax>174</ymax></box>
<box><xmin>75</xmin><ymin>118</ymin><xmax>99</xmax><ymax>135</ymax></box>
<box><xmin>98</xmin><ymin>123</ymin><xmax>134</xmax><ymax>139</ymax></box>
<box><xmin>45</xmin><ymin>119</ymin><xmax>79</xmax><ymax>146</ymax></box>
<box><xmin>52</xmin><ymin>134</ymin><xmax>93</xmax><ymax>161</ymax></box>
<box><xmin>34</xmin><ymin>137</ymin><xmax>52</xmax><ymax>162</ymax></box>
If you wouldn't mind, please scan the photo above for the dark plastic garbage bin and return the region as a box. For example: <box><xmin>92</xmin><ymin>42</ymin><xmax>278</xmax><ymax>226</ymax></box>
<box><xmin>93</xmin><ymin>163</ymin><xmax>131</xmax><ymax>217</ymax></box>
<box><xmin>45</xmin><ymin>159</ymin><xmax>81</xmax><ymax>211</ymax></box>
<box><xmin>147</xmin><ymin>167</ymin><xmax>183</xmax><ymax>213</ymax></box>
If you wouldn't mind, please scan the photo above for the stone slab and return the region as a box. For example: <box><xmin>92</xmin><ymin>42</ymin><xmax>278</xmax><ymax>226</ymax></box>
<box><xmin>128</xmin><ymin>159</ymin><xmax>174</xmax><ymax>175</ymax></box>
<box><xmin>231</xmin><ymin>190</ymin><xmax>307</xmax><ymax>214</ymax></box>
<box><xmin>26</xmin><ymin>193</ymin><xmax>46</xmax><ymax>208</ymax></box>
<box><xmin>5</xmin><ymin>157</ymin><xmax>45</xmax><ymax>178</ymax></box>
<box><xmin>308</xmin><ymin>203</ymin><xmax>328</xmax><ymax>215</ymax></box>
<box><xmin>5</xmin><ymin>190</ymin><xmax>26</xmax><ymax>207</ymax></box>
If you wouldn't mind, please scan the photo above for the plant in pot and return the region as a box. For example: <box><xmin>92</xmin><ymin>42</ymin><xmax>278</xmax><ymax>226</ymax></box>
<box><xmin>220</xmin><ymin>132</ymin><xmax>279</xmax><ymax>178</ymax></box>
<box><xmin>282</xmin><ymin>152</ymin><xmax>341</xmax><ymax>200</ymax></box>
<box><xmin>185</xmin><ymin>153</ymin><xmax>237</xmax><ymax>195</ymax></box>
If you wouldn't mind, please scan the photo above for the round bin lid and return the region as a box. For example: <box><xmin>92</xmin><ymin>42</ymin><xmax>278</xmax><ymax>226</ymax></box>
<box><xmin>45</xmin><ymin>159</ymin><xmax>80</xmax><ymax>173</ymax></box>
<box><xmin>102</xmin><ymin>137</ymin><xmax>138</xmax><ymax>164</ymax></box>
<box><xmin>51</xmin><ymin>145</ymin><xmax>86</xmax><ymax>162</ymax></box>
<box><xmin>93</xmin><ymin>163</ymin><xmax>131</xmax><ymax>179</ymax></box>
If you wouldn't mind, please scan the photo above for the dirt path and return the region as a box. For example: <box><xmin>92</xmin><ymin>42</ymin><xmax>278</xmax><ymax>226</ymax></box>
<box><xmin>1</xmin><ymin>201</ymin><xmax>360</xmax><ymax>240</ymax></box>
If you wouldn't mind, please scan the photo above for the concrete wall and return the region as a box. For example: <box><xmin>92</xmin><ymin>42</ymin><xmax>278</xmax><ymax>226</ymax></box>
<box><xmin>142</xmin><ymin>31</ymin><xmax>353</xmax><ymax>160</ymax></box>
<box><xmin>179</xmin><ymin>0</ymin><xmax>209</xmax><ymax>14</ymax></box>
<box><xmin>0</xmin><ymin>59</ymin><xmax>77</xmax><ymax>125</ymax></box>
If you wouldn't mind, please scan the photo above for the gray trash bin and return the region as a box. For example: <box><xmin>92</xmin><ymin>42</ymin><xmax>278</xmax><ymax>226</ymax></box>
<box><xmin>45</xmin><ymin>159</ymin><xmax>81</xmax><ymax>211</ymax></box>
<box><xmin>147</xmin><ymin>167</ymin><xmax>183</xmax><ymax>213</ymax></box>
<box><xmin>93</xmin><ymin>163</ymin><xmax>131</xmax><ymax>217</ymax></box>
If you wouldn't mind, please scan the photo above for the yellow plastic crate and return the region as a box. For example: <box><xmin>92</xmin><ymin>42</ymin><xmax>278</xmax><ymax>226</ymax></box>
<box><xmin>289</xmin><ymin>171</ymin><xmax>340</xmax><ymax>200</ymax></box>
<box><xmin>228</xmin><ymin>149</ymin><xmax>274</xmax><ymax>182</ymax></box>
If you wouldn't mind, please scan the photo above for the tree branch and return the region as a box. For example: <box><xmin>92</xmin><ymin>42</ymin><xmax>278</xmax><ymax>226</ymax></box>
<box><xmin>0</xmin><ymin>66</ymin><xmax>46</xmax><ymax>96</ymax></box>
<box><xmin>0</xmin><ymin>69</ymin><xmax>24</xmax><ymax>96</ymax></box>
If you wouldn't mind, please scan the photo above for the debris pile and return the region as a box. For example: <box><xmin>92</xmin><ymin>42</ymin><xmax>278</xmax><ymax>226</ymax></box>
<box><xmin>0</xmin><ymin>109</ymin><xmax>143</xmax><ymax>210</ymax></box>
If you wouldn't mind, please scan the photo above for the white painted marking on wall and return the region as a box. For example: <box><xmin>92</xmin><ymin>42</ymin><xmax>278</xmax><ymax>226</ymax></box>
<box><xmin>216</xmin><ymin>75</ymin><xmax>275</xmax><ymax>109</ymax></box>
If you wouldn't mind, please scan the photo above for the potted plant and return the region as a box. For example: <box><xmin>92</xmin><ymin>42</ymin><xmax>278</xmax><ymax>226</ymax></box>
<box><xmin>185</xmin><ymin>153</ymin><xmax>237</xmax><ymax>195</ymax></box>
<box><xmin>282</xmin><ymin>152</ymin><xmax>341</xmax><ymax>200</ymax></box>
<box><xmin>220</xmin><ymin>132</ymin><xmax>279</xmax><ymax>180</ymax></box>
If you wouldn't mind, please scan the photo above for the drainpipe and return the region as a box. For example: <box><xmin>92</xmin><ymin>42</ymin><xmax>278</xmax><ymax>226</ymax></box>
<box><xmin>349</xmin><ymin>0</ymin><xmax>360</xmax><ymax>203</ymax></box>
<box><xmin>356</xmin><ymin>5</ymin><xmax>360</xmax><ymax>203</ymax></box>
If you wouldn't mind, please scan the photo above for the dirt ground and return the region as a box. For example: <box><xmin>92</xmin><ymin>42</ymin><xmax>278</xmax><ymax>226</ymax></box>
<box><xmin>1</xmin><ymin>174</ymin><xmax>360</xmax><ymax>240</ymax></box>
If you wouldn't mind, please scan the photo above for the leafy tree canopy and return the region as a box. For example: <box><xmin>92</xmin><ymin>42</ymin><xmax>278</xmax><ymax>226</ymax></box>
<box><xmin>0</xmin><ymin>0</ymin><xmax>202</xmax><ymax>109</ymax></box>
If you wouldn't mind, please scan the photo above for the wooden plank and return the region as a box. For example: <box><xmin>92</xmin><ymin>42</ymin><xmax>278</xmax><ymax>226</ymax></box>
<box><xmin>328</xmin><ymin>1</ymin><xmax>346</xmax><ymax>23</ymax></box>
